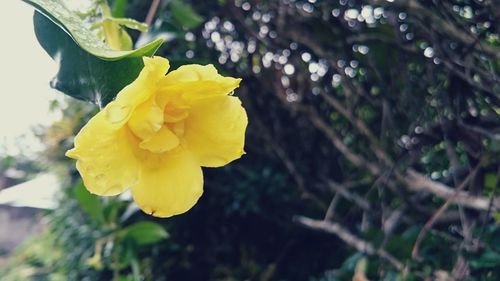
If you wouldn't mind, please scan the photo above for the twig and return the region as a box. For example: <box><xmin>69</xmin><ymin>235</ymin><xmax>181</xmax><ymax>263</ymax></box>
<box><xmin>307</xmin><ymin>108</ymin><xmax>381</xmax><ymax>175</ymax></box>
<box><xmin>295</xmin><ymin>216</ymin><xmax>404</xmax><ymax>271</ymax></box>
<box><xmin>411</xmin><ymin>164</ymin><xmax>480</xmax><ymax>260</ymax></box>
<box><xmin>367</xmin><ymin>0</ymin><xmax>500</xmax><ymax>60</ymax></box>
<box><xmin>319</xmin><ymin>90</ymin><xmax>393</xmax><ymax>166</ymax></box>
<box><xmin>399</xmin><ymin>170</ymin><xmax>500</xmax><ymax>211</ymax></box>
<box><xmin>324</xmin><ymin>193</ymin><xmax>341</xmax><ymax>221</ymax></box>
<box><xmin>144</xmin><ymin>0</ymin><xmax>161</xmax><ymax>27</ymax></box>
<box><xmin>326</xmin><ymin>180</ymin><xmax>371</xmax><ymax>212</ymax></box>
<box><xmin>306</xmin><ymin>106</ymin><xmax>500</xmax><ymax>211</ymax></box>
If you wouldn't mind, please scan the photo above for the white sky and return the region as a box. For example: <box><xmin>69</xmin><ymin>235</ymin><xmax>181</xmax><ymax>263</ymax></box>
<box><xmin>0</xmin><ymin>0</ymin><xmax>60</xmax><ymax>156</ymax></box>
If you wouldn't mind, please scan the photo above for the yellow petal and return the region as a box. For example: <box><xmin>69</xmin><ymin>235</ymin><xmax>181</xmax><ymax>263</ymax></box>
<box><xmin>127</xmin><ymin>98</ymin><xmax>164</xmax><ymax>140</ymax></box>
<box><xmin>163</xmin><ymin>106</ymin><xmax>189</xmax><ymax>123</ymax></box>
<box><xmin>66</xmin><ymin>111</ymin><xmax>140</xmax><ymax>196</ymax></box>
<box><xmin>162</xmin><ymin>64</ymin><xmax>219</xmax><ymax>82</ymax></box>
<box><xmin>184</xmin><ymin>96</ymin><xmax>248</xmax><ymax>167</ymax></box>
<box><xmin>104</xmin><ymin>56</ymin><xmax>170</xmax><ymax>128</ymax></box>
<box><xmin>139</xmin><ymin>126</ymin><xmax>180</xmax><ymax>153</ymax></box>
<box><xmin>131</xmin><ymin>148</ymin><xmax>203</xmax><ymax>218</ymax></box>
<box><xmin>158</xmin><ymin>64</ymin><xmax>241</xmax><ymax>100</ymax></box>
<box><xmin>143</xmin><ymin>56</ymin><xmax>170</xmax><ymax>80</ymax></box>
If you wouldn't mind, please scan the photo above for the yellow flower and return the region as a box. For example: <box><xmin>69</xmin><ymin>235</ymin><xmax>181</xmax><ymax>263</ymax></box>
<box><xmin>66</xmin><ymin>56</ymin><xmax>247</xmax><ymax>218</ymax></box>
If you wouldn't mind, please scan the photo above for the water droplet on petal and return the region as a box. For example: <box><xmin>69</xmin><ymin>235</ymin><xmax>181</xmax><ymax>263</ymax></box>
<box><xmin>95</xmin><ymin>174</ymin><xmax>106</xmax><ymax>186</ymax></box>
<box><xmin>106</xmin><ymin>103</ymin><xmax>131</xmax><ymax>124</ymax></box>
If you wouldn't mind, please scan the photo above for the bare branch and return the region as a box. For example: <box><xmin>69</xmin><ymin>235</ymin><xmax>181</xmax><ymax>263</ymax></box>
<box><xmin>412</xmin><ymin>164</ymin><xmax>480</xmax><ymax>260</ymax></box>
<box><xmin>295</xmin><ymin>216</ymin><xmax>404</xmax><ymax>271</ymax></box>
<box><xmin>367</xmin><ymin>0</ymin><xmax>500</xmax><ymax>60</ymax></box>
<box><xmin>144</xmin><ymin>0</ymin><xmax>161</xmax><ymax>26</ymax></box>
<box><xmin>306</xmin><ymin>106</ymin><xmax>499</xmax><ymax>211</ymax></box>
<box><xmin>399</xmin><ymin>170</ymin><xmax>500</xmax><ymax>211</ymax></box>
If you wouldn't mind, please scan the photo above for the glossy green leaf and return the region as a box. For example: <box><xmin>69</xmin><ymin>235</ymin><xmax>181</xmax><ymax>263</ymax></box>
<box><xmin>121</xmin><ymin>222</ymin><xmax>169</xmax><ymax>245</ymax></box>
<box><xmin>21</xmin><ymin>0</ymin><xmax>162</xmax><ymax>60</ymax></box>
<box><xmin>33</xmin><ymin>12</ymin><xmax>155</xmax><ymax>106</ymax></box>
<box><xmin>170</xmin><ymin>0</ymin><xmax>204</xmax><ymax>29</ymax></box>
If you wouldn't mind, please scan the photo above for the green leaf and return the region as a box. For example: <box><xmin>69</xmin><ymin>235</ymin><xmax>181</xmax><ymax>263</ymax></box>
<box><xmin>121</xmin><ymin>222</ymin><xmax>169</xmax><ymax>245</ymax></box>
<box><xmin>470</xmin><ymin>250</ymin><xmax>500</xmax><ymax>268</ymax></box>
<box><xmin>21</xmin><ymin>0</ymin><xmax>162</xmax><ymax>60</ymax></box>
<box><xmin>21</xmin><ymin>0</ymin><xmax>164</xmax><ymax>105</ymax></box>
<box><xmin>33</xmin><ymin>12</ymin><xmax>147</xmax><ymax>106</ymax></box>
<box><xmin>484</xmin><ymin>172</ymin><xmax>498</xmax><ymax>193</ymax></box>
<box><xmin>493</xmin><ymin>212</ymin><xmax>500</xmax><ymax>224</ymax></box>
<box><xmin>170</xmin><ymin>0</ymin><xmax>204</xmax><ymax>29</ymax></box>
<box><xmin>112</xmin><ymin>0</ymin><xmax>128</xmax><ymax>18</ymax></box>
<box><xmin>341</xmin><ymin>252</ymin><xmax>364</xmax><ymax>272</ymax></box>
<box><xmin>73</xmin><ymin>181</ymin><xmax>105</xmax><ymax>224</ymax></box>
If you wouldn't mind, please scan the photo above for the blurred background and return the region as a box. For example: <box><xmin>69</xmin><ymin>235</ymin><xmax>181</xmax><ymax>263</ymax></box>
<box><xmin>0</xmin><ymin>0</ymin><xmax>499</xmax><ymax>280</ymax></box>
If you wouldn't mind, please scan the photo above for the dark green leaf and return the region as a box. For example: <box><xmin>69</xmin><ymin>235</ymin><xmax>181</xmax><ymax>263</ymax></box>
<box><xmin>470</xmin><ymin>250</ymin><xmax>500</xmax><ymax>269</ymax></box>
<box><xmin>121</xmin><ymin>222</ymin><xmax>169</xmax><ymax>245</ymax></box>
<box><xmin>341</xmin><ymin>252</ymin><xmax>364</xmax><ymax>271</ymax></box>
<box><xmin>33</xmin><ymin>12</ymin><xmax>149</xmax><ymax>106</ymax></box>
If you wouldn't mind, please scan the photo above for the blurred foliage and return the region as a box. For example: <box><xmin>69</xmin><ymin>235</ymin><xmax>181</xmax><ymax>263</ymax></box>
<box><xmin>0</xmin><ymin>154</ymin><xmax>41</xmax><ymax>189</ymax></box>
<box><xmin>2</xmin><ymin>0</ymin><xmax>500</xmax><ymax>280</ymax></box>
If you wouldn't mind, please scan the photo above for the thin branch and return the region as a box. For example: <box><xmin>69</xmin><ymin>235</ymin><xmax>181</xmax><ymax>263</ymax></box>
<box><xmin>324</xmin><ymin>193</ymin><xmax>341</xmax><ymax>221</ymax></box>
<box><xmin>295</xmin><ymin>216</ymin><xmax>404</xmax><ymax>271</ymax></box>
<box><xmin>319</xmin><ymin>90</ymin><xmax>393</xmax><ymax>166</ymax></box>
<box><xmin>306</xmin><ymin>106</ymin><xmax>499</xmax><ymax>211</ymax></box>
<box><xmin>326</xmin><ymin>180</ymin><xmax>372</xmax><ymax>212</ymax></box>
<box><xmin>144</xmin><ymin>0</ymin><xmax>161</xmax><ymax>27</ymax></box>
<box><xmin>367</xmin><ymin>0</ymin><xmax>500</xmax><ymax>60</ymax></box>
<box><xmin>412</xmin><ymin>164</ymin><xmax>480</xmax><ymax>260</ymax></box>
<box><xmin>399</xmin><ymin>170</ymin><xmax>500</xmax><ymax>211</ymax></box>
<box><xmin>307</xmin><ymin>108</ymin><xmax>381</xmax><ymax>175</ymax></box>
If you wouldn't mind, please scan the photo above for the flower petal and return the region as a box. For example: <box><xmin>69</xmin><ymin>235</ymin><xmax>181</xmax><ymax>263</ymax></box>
<box><xmin>131</xmin><ymin>148</ymin><xmax>203</xmax><ymax>218</ymax></box>
<box><xmin>162</xmin><ymin>64</ymin><xmax>220</xmax><ymax>82</ymax></box>
<box><xmin>184</xmin><ymin>96</ymin><xmax>248</xmax><ymax>167</ymax></box>
<box><xmin>139</xmin><ymin>126</ymin><xmax>180</xmax><ymax>153</ymax></box>
<box><xmin>128</xmin><ymin>98</ymin><xmax>164</xmax><ymax>140</ymax></box>
<box><xmin>104</xmin><ymin>56</ymin><xmax>170</xmax><ymax>129</ymax></box>
<box><xmin>66</xmin><ymin>111</ymin><xmax>140</xmax><ymax>196</ymax></box>
<box><xmin>158</xmin><ymin>64</ymin><xmax>241</xmax><ymax>101</ymax></box>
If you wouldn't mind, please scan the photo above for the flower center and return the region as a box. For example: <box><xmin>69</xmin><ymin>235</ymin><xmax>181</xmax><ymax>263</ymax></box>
<box><xmin>128</xmin><ymin>99</ymin><xmax>190</xmax><ymax>154</ymax></box>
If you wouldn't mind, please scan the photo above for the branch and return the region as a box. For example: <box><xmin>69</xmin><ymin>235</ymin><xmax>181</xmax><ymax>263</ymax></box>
<box><xmin>326</xmin><ymin>180</ymin><xmax>372</xmax><ymax>212</ymax></box>
<box><xmin>144</xmin><ymin>0</ymin><xmax>161</xmax><ymax>26</ymax></box>
<box><xmin>307</xmin><ymin>108</ymin><xmax>381</xmax><ymax>175</ymax></box>
<box><xmin>319</xmin><ymin>91</ymin><xmax>393</xmax><ymax>166</ymax></box>
<box><xmin>295</xmin><ymin>216</ymin><xmax>404</xmax><ymax>271</ymax></box>
<box><xmin>306</xmin><ymin>107</ymin><xmax>500</xmax><ymax>211</ymax></box>
<box><xmin>411</xmin><ymin>165</ymin><xmax>480</xmax><ymax>260</ymax></box>
<box><xmin>399</xmin><ymin>170</ymin><xmax>500</xmax><ymax>211</ymax></box>
<box><xmin>367</xmin><ymin>0</ymin><xmax>500</xmax><ymax>60</ymax></box>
